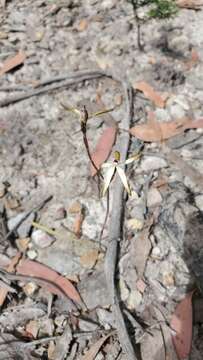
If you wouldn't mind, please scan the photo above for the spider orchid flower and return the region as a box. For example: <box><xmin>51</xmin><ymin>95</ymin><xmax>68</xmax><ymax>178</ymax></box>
<box><xmin>101</xmin><ymin>151</ymin><xmax>139</xmax><ymax>196</ymax></box>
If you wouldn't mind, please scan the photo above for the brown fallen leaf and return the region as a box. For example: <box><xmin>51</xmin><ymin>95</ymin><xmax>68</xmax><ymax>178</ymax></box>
<box><xmin>0</xmin><ymin>51</ymin><xmax>26</xmax><ymax>77</ymax></box>
<box><xmin>176</xmin><ymin>0</ymin><xmax>203</xmax><ymax>9</ymax></box>
<box><xmin>134</xmin><ymin>81</ymin><xmax>166</xmax><ymax>108</ymax></box>
<box><xmin>81</xmin><ymin>331</ymin><xmax>114</xmax><ymax>360</ymax></box>
<box><xmin>130</xmin><ymin>111</ymin><xmax>203</xmax><ymax>142</ymax></box>
<box><xmin>170</xmin><ymin>291</ymin><xmax>194</xmax><ymax>359</ymax></box>
<box><xmin>0</xmin><ymin>252</ymin><xmax>21</xmax><ymax>306</ymax></box>
<box><xmin>90</xmin><ymin>126</ymin><xmax>117</xmax><ymax>176</ymax></box>
<box><xmin>16</xmin><ymin>259</ymin><xmax>82</xmax><ymax>304</ymax></box>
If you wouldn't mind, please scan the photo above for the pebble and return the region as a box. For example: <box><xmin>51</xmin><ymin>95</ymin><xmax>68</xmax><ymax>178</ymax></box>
<box><xmin>147</xmin><ymin>188</ymin><xmax>162</xmax><ymax>208</ymax></box>
<box><xmin>23</xmin><ymin>282</ymin><xmax>38</xmax><ymax>296</ymax></box>
<box><xmin>151</xmin><ymin>246</ymin><xmax>161</xmax><ymax>259</ymax></box>
<box><xmin>27</xmin><ymin>249</ymin><xmax>38</xmax><ymax>260</ymax></box>
<box><xmin>96</xmin><ymin>308</ymin><xmax>114</xmax><ymax>330</ymax></box>
<box><xmin>7</xmin><ymin>212</ymin><xmax>35</xmax><ymax>238</ymax></box>
<box><xmin>0</xmin><ymin>183</ymin><xmax>6</xmax><ymax>198</ymax></box>
<box><xmin>127</xmin><ymin>290</ymin><xmax>143</xmax><ymax>310</ymax></box>
<box><xmin>32</xmin><ymin>229</ymin><xmax>55</xmax><ymax>248</ymax></box>
<box><xmin>162</xmin><ymin>272</ymin><xmax>175</xmax><ymax>287</ymax></box>
<box><xmin>140</xmin><ymin>157</ymin><xmax>167</xmax><ymax>172</ymax></box>
<box><xmin>16</xmin><ymin>237</ymin><xmax>30</xmax><ymax>251</ymax></box>
<box><xmin>38</xmin><ymin>318</ymin><xmax>55</xmax><ymax>337</ymax></box>
<box><xmin>78</xmin><ymin>319</ymin><xmax>98</xmax><ymax>332</ymax></box>
<box><xmin>195</xmin><ymin>195</ymin><xmax>203</xmax><ymax>212</ymax></box>
<box><xmin>0</xmin><ymin>253</ymin><xmax>11</xmax><ymax>267</ymax></box>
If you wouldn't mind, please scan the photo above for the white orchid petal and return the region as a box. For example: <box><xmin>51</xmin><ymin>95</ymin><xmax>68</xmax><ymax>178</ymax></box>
<box><xmin>102</xmin><ymin>162</ymin><xmax>114</xmax><ymax>168</ymax></box>
<box><xmin>116</xmin><ymin>166</ymin><xmax>131</xmax><ymax>195</ymax></box>
<box><xmin>102</xmin><ymin>166</ymin><xmax>116</xmax><ymax>196</ymax></box>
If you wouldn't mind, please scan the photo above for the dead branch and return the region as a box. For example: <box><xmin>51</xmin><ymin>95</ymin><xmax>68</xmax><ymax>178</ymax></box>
<box><xmin>104</xmin><ymin>83</ymin><xmax>138</xmax><ymax>360</ymax></box>
<box><xmin>0</xmin><ymin>70</ymin><xmax>107</xmax><ymax>107</ymax></box>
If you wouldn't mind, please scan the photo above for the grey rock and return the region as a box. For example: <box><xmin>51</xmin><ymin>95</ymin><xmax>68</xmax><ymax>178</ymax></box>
<box><xmin>78</xmin><ymin>270</ymin><xmax>110</xmax><ymax>309</ymax></box>
<box><xmin>7</xmin><ymin>211</ymin><xmax>35</xmax><ymax>238</ymax></box>
<box><xmin>37</xmin><ymin>230</ymin><xmax>101</xmax><ymax>276</ymax></box>
<box><xmin>195</xmin><ymin>195</ymin><xmax>203</xmax><ymax>212</ymax></box>
<box><xmin>32</xmin><ymin>229</ymin><xmax>55</xmax><ymax>248</ymax></box>
<box><xmin>140</xmin><ymin>157</ymin><xmax>168</xmax><ymax>172</ymax></box>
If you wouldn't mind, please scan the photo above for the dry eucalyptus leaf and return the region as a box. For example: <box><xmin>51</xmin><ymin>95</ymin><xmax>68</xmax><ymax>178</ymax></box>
<box><xmin>90</xmin><ymin>126</ymin><xmax>117</xmax><ymax>176</ymax></box>
<box><xmin>0</xmin><ymin>51</ymin><xmax>26</xmax><ymax>77</ymax></box>
<box><xmin>134</xmin><ymin>81</ymin><xmax>166</xmax><ymax>108</ymax></box>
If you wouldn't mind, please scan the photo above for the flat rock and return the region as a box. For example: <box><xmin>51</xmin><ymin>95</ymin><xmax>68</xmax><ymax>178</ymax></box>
<box><xmin>140</xmin><ymin>157</ymin><xmax>167</xmax><ymax>172</ymax></box>
<box><xmin>78</xmin><ymin>269</ymin><xmax>110</xmax><ymax>309</ymax></box>
<box><xmin>36</xmin><ymin>229</ymin><xmax>102</xmax><ymax>276</ymax></box>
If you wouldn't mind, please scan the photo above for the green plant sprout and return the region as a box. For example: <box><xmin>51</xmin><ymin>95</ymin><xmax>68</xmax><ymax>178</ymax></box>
<box><xmin>127</xmin><ymin>0</ymin><xmax>178</xmax><ymax>50</ymax></box>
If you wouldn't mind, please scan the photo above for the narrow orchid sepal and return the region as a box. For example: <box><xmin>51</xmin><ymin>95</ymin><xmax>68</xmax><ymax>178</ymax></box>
<box><xmin>116</xmin><ymin>166</ymin><xmax>131</xmax><ymax>195</ymax></box>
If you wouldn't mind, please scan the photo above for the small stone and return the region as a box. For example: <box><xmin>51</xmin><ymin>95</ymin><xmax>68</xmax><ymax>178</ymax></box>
<box><xmin>7</xmin><ymin>212</ymin><xmax>35</xmax><ymax>238</ymax></box>
<box><xmin>162</xmin><ymin>272</ymin><xmax>175</xmax><ymax>287</ymax></box>
<box><xmin>0</xmin><ymin>253</ymin><xmax>10</xmax><ymax>267</ymax></box>
<box><xmin>76</xmin><ymin>19</ymin><xmax>88</xmax><ymax>32</ymax></box>
<box><xmin>151</xmin><ymin>246</ymin><xmax>161</xmax><ymax>259</ymax></box>
<box><xmin>140</xmin><ymin>157</ymin><xmax>167</xmax><ymax>172</ymax></box>
<box><xmin>47</xmin><ymin>341</ymin><xmax>55</xmax><ymax>360</ymax></box>
<box><xmin>119</xmin><ymin>277</ymin><xmax>130</xmax><ymax>302</ymax></box>
<box><xmin>27</xmin><ymin>249</ymin><xmax>37</xmax><ymax>260</ymax></box>
<box><xmin>55</xmin><ymin>207</ymin><xmax>66</xmax><ymax>220</ymax></box>
<box><xmin>54</xmin><ymin>315</ymin><xmax>66</xmax><ymax>329</ymax></box>
<box><xmin>96</xmin><ymin>308</ymin><xmax>114</xmax><ymax>330</ymax></box>
<box><xmin>195</xmin><ymin>195</ymin><xmax>203</xmax><ymax>212</ymax></box>
<box><xmin>39</xmin><ymin>318</ymin><xmax>55</xmax><ymax>337</ymax></box>
<box><xmin>23</xmin><ymin>282</ymin><xmax>38</xmax><ymax>296</ymax></box>
<box><xmin>68</xmin><ymin>201</ymin><xmax>82</xmax><ymax>214</ymax></box>
<box><xmin>126</xmin><ymin>218</ymin><xmax>144</xmax><ymax>231</ymax></box>
<box><xmin>0</xmin><ymin>183</ymin><xmax>6</xmax><ymax>198</ymax></box>
<box><xmin>147</xmin><ymin>188</ymin><xmax>162</xmax><ymax>208</ymax></box>
<box><xmin>32</xmin><ymin>229</ymin><xmax>55</xmax><ymax>248</ymax></box>
<box><xmin>127</xmin><ymin>290</ymin><xmax>142</xmax><ymax>310</ymax></box>
<box><xmin>155</xmin><ymin>108</ymin><xmax>171</xmax><ymax>122</ymax></box>
<box><xmin>26</xmin><ymin>320</ymin><xmax>40</xmax><ymax>339</ymax></box>
<box><xmin>136</xmin><ymin>279</ymin><xmax>147</xmax><ymax>294</ymax></box>
<box><xmin>78</xmin><ymin>319</ymin><xmax>98</xmax><ymax>332</ymax></box>
<box><xmin>181</xmin><ymin>149</ymin><xmax>192</xmax><ymax>160</ymax></box>
<box><xmin>16</xmin><ymin>237</ymin><xmax>30</xmax><ymax>251</ymax></box>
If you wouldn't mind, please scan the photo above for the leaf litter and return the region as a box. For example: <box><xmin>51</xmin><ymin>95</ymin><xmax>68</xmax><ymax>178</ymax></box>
<box><xmin>0</xmin><ymin>1</ymin><xmax>203</xmax><ymax>359</ymax></box>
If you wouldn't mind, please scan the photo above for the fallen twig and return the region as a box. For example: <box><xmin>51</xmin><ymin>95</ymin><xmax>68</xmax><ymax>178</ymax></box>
<box><xmin>0</xmin><ymin>70</ymin><xmax>107</xmax><ymax>107</ymax></box>
<box><xmin>105</xmin><ymin>83</ymin><xmax>138</xmax><ymax>360</ymax></box>
<box><xmin>4</xmin><ymin>195</ymin><xmax>53</xmax><ymax>241</ymax></box>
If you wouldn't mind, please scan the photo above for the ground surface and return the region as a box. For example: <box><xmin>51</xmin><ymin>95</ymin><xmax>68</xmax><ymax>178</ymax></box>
<box><xmin>0</xmin><ymin>1</ymin><xmax>203</xmax><ymax>359</ymax></box>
